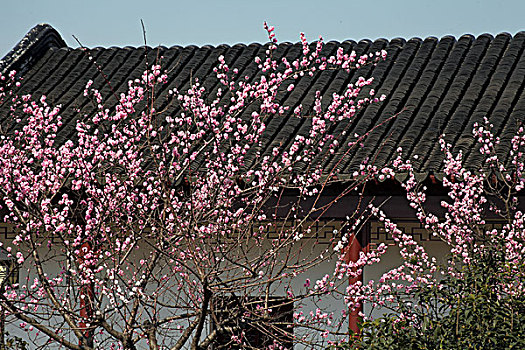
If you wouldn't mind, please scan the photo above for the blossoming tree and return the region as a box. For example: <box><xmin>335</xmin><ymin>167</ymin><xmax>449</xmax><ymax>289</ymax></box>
<box><xmin>338</xmin><ymin>121</ymin><xmax>525</xmax><ymax>348</ymax></box>
<box><xmin>0</xmin><ymin>24</ymin><xmax>387</xmax><ymax>350</ymax></box>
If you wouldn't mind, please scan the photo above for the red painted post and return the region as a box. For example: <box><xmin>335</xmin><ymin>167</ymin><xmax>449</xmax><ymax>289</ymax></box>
<box><xmin>78</xmin><ymin>242</ymin><xmax>94</xmax><ymax>347</ymax></box>
<box><xmin>344</xmin><ymin>234</ymin><xmax>362</xmax><ymax>335</ymax></box>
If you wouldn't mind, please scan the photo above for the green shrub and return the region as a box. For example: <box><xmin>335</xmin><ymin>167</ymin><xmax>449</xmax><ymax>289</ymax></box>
<box><xmin>338</xmin><ymin>240</ymin><xmax>525</xmax><ymax>350</ymax></box>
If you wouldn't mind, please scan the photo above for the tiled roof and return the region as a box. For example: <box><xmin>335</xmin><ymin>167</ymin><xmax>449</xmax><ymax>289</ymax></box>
<box><xmin>0</xmin><ymin>24</ymin><xmax>66</xmax><ymax>76</ymax></box>
<box><xmin>2</xmin><ymin>24</ymin><xmax>525</xmax><ymax>182</ymax></box>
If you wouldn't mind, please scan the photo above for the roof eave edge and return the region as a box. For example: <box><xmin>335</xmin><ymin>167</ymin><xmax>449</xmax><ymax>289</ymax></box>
<box><xmin>0</xmin><ymin>23</ymin><xmax>67</xmax><ymax>76</ymax></box>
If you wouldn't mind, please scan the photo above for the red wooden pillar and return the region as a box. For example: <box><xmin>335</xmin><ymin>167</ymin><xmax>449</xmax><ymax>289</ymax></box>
<box><xmin>78</xmin><ymin>242</ymin><xmax>94</xmax><ymax>347</ymax></box>
<box><xmin>344</xmin><ymin>234</ymin><xmax>363</xmax><ymax>335</ymax></box>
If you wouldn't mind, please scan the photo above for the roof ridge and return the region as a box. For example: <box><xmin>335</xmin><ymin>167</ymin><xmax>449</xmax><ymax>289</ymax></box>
<box><xmin>0</xmin><ymin>23</ymin><xmax>67</xmax><ymax>76</ymax></box>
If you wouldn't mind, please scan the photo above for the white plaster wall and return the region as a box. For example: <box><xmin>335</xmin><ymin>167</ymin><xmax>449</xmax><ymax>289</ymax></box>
<box><xmin>363</xmin><ymin>239</ymin><xmax>451</xmax><ymax>319</ymax></box>
<box><xmin>0</xmin><ymin>235</ymin><xmax>348</xmax><ymax>349</ymax></box>
<box><xmin>0</xmin><ymin>223</ymin><xmax>453</xmax><ymax>349</ymax></box>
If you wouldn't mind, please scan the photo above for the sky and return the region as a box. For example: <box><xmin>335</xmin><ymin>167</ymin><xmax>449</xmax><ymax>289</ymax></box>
<box><xmin>1</xmin><ymin>0</ymin><xmax>525</xmax><ymax>58</ymax></box>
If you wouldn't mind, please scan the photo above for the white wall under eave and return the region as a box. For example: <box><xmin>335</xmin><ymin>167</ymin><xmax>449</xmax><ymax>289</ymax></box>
<box><xmin>363</xmin><ymin>239</ymin><xmax>451</xmax><ymax>320</ymax></box>
<box><xmin>0</xmin><ymin>222</ymin><xmax>453</xmax><ymax>349</ymax></box>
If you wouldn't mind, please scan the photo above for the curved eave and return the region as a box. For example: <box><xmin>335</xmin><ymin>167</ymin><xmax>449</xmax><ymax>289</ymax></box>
<box><xmin>0</xmin><ymin>23</ymin><xmax>67</xmax><ymax>76</ymax></box>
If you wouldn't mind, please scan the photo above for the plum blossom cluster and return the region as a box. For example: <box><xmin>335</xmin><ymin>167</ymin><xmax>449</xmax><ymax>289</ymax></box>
<box><xmin>322</xmin><ymin>122</ymin><xmax>525</xmax><ymax>333</ymax></box>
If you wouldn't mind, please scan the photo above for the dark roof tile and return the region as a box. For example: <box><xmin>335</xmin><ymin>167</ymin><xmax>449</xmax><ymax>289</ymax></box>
<box><xmin>3</xmin><ymin>25</ymin><xmax>525</xmax><ymax>180</ymax></box>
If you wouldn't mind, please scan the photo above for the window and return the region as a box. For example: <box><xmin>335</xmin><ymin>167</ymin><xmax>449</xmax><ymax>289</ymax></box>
<box><xmin>0</xmin><ymin>247</ymin><xmax>18</xmax><ymax>287</ymax></box>
<box><xmin>212</xmin><ymin>296</ymin><xmax>294</xmax><ymax>349</ymax></box>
